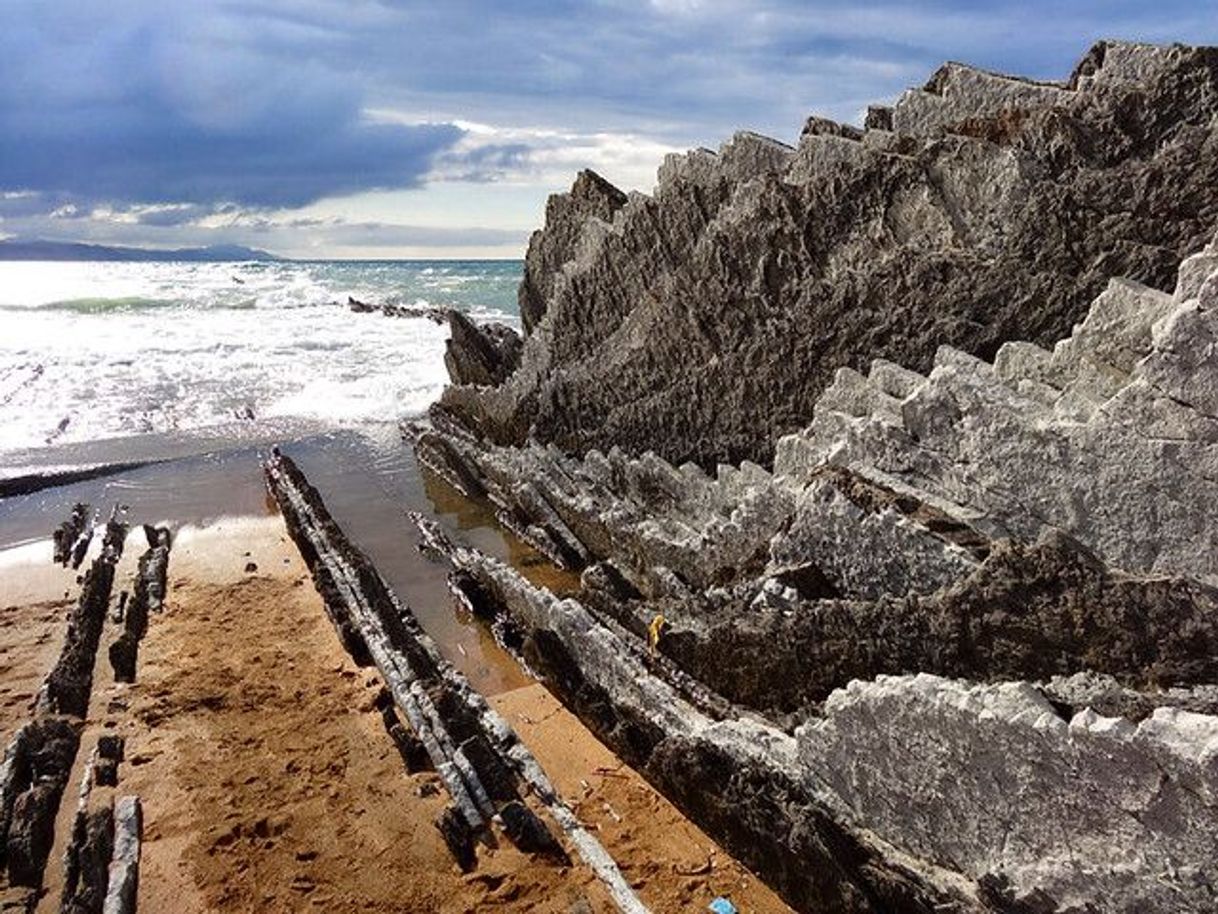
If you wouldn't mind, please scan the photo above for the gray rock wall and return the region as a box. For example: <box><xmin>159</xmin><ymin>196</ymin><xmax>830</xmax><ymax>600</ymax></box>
<box><xmin>778</xmin><ymin>243</ymin><xmax>1218</xmax><ymax>581</ymax></box>
<box><xmin>442</xmin><ymin>41</ymin><xmax>1218</xmax><ymax>469</ymax></box>
<box><xmin>799</xmin><ymin>674</ymin><xmax>1218</xmax><ymax>913</ymax></box>
<box><xmin>420</xmin><ymin>40</ymin><xmax>1218</xmax><ymax>914</ymax></box>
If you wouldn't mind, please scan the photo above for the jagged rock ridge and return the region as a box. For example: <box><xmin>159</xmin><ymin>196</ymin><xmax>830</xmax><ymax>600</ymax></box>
<box><xmin>443</xmin><ymin>40</ymin><xmax>1218</xmax><ymax>469</ymax></box>
<box><xmin>412</xmin><ymin>40</ymin><xmax>1218</xmax><ymax>914</ymax></box>
<box><xmin>417</xmin><ymin>230</ymin><xmax>1218</xmax><ymax>718</ymax></box>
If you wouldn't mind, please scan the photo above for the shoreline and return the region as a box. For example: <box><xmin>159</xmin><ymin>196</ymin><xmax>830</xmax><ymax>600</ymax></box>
<box><xmin>0</xmin><ymin>436</ymin><xmax>792</xmax><ymax>913</ymax></box>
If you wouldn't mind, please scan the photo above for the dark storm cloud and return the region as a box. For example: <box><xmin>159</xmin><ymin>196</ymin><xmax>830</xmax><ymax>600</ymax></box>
<box><xmin>1</xmin><ymin>0</ymin><xmax>1215</xmax><ymax>249</ymax></box>
<box><xmin>0</xmin><ymin>2</ymin><xmax>463</xmax><ymax>210</ymax></box>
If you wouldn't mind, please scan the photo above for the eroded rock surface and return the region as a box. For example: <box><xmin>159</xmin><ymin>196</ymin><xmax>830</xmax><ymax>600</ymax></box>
<box><xmin>443</xmin><ymin>310</ymin><xmax>522</xmax><ymax>388</ymax></box>
<box><xmin>799</xmin><ymin>675</ymin><xmax>1218</xmax><ymax>913</ymax></box>
<box><xmin>442</xmin><ymin>40</ymin><xmax>1218</xmax><ymax>469</ymax></box>
<box><xmin>414</xmin><ymin>39</ymin><xmax>1218</xmax><ymax>914</ymax></box>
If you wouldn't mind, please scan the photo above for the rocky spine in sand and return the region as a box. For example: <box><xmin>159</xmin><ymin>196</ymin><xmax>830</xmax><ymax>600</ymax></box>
<box><xmin>413</xmin><ymin>41</ymin><xmax>1218</xmax><ymax>914</ymax></box>
<box><xmin>264</xmin><ymin>451</ymin><xmax>650</xmax><ymax>913</ymax></box>
<box><xmin>1</xmin><ymin>504</ymin><xmax>152</xmax><ymax>913</ymax></box>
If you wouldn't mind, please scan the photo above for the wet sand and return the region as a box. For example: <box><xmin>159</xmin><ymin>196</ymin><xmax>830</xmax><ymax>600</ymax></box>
<box><xmin>114</xmin><ymin>518</ymin><xmax>617</xmax><ymax>913</ymax></box>
<box><xmin>0</xmin><ymin>428</ymin><xmax>538</xmax><ymax>698</ymax></box>
<box><xmin>492</xmin><ymin>684</ymin><xmax>793</xmax><ymax>913</ymax></box>
<box><xmin>0</xmin><ymin>435</ymin><xmax>796</xmax><ymax>913</ymax></box>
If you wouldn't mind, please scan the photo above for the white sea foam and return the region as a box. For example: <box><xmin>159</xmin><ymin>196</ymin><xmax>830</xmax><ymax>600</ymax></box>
<box><xmin>0</xmin><ymin>259</ymin><xmax>520</xmax><ymax>455</ymax></box>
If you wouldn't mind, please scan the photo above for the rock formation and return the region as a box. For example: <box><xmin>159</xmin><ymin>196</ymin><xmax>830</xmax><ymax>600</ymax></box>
<box><xmin>441</xmin><ymin>40</ymin><xmax>1218</xmax><ymax>468</ymax></box>
<box><xmin>415</xmin><ymin>40</ymin><xmax>1218</xmax><ymax>914</ymax></box>
<box><xmin>443</xmin><ymin>310</ymin><xmax>522</xmax><ymax>387</ymax></box>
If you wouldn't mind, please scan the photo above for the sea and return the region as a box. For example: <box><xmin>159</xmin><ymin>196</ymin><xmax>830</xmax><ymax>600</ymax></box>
<box><xmin>0</xmin><ymin>258</ymin><xmax>531</xmax><ymax>690</ymax></box>
<box><xmin>0</xmin><ymin>259</ymin><xmax>521</xmax><ymax>467</ymax></box>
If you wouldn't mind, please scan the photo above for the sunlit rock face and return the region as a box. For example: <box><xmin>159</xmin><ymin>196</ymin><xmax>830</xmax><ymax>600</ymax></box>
<box><xmin>443</xmin><ymin>40</ymin><xmax>1218</xmax><ymax>469</ymax></box>
<box><xmin>422</xmin><ymin>41</ymin><xmax>1218</xmax><ymax>914</ymax></box>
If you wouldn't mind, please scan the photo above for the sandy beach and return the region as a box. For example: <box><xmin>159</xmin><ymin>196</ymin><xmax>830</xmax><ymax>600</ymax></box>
<box><xmin>0</xmin><ymin>444</ymin><xmax>792</xmax><ymax>914</ymax></box>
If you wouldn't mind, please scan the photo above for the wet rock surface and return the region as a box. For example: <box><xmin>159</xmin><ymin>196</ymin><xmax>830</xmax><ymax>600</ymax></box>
<box><xmin>346</xmin><ymin>296</ymin><xmax>448</xmax><ymax>323</ymax></box>
<box><xmin>52</xmin><ymin>505</ymin><xmax>91</xmax><ymax>568</ymax></box>
<box><xmin>109</xmin><ymin>527</ymin><xmax>170</xmax><ymax>684</ymax></box>
<box><xmin>414</xmin><ymin>39</ymin><xmax>1218</xmax><ymax>914</ymax></box>
<box><xmin>444</xmin><ymin>311</ymin><xmax>522</xmax><ymax>388</ymax></box>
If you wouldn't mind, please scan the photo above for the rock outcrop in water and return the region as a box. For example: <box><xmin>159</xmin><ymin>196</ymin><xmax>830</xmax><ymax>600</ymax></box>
<box><xmin>443</xmin><ymin>310</ymin><xmax>522</xmax><ymax>387</ymax></box>
<box><xmin>417</xmin><ymin>41</ymin><xmax>1218</xmax><ymax>914</ymax></box>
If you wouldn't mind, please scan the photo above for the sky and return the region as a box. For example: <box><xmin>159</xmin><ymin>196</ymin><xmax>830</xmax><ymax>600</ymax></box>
<box><xmin>1</xmin><ymin>1</ymin><xmax>1215</xmax><ymax>259</ymax></box>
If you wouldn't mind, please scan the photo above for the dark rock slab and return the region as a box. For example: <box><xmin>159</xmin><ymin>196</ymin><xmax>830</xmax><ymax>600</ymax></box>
<box><xmin>443</xmin><ymin>311</ymin><xmax>522</xmax><ymax>388</ymax></box>
<box><xmin>435</xmin><ymin>805</ymin><xmax>476</xmax><ymax>872</ymax></box>
<box><xmin>658</xmin><ymin>532</ymin><xmax>1218</xmax><ymax>718</ymax></box>
<box><xmin>109</xmin><ymin>527</ymin><xmax>170</xmax><ymax>684</ymax></box>
<box><xmin>7</xmin><ymin>783</ymin><xmax>61</xmax><ymax>888</ymax></box>
<box><xmin>45</xmin><ymin>513</ymin><xmax>127</xmax><ymax>717</ymax></box>
<box><xmin>1</xmin><ymin>719</ymin><xmax>81</xmax><ymax>887</ymax></box>
<box><xmin>52</xmin><ymin>504</ymin><xmax>90</xmax><ymax>567</ymax></box>
<box><xmin>59</xmin><ymin>805</ymin><xmax>114</xmax><ymax>914</ymax></box>
<box><xmin>499</xmin><ymin>801</ymin><xmax>568</xmax><ymax>863</ymax></box>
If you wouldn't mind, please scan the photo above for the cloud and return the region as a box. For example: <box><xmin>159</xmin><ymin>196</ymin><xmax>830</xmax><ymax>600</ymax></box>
<box><xmin>0</xmin><ymin>2</ymin><xmax>463</xmax><ymax>210</ymax></box>
<box><xmin>370</xmin><ymin>113</ymin><xmax>682</xmax><ymax>191</ymax></box>
<box><xmin>1</xmin><ymin>0</ymin><xmax>1215</xmax><ymax>254</ymax></box>
<box><xmin>350</xmin><ymin>0</ymin><xmax>1218</xmax><ymax>136</ymax></box>
<box><xmin>309</xmin><ymin>222</ymin><xmax>527</xmax><ymax>249</ymax></box>
<box><xmin>2</xmin><ymin>202</ymin><xmax>527</xmax><ymax>258</ymax></box>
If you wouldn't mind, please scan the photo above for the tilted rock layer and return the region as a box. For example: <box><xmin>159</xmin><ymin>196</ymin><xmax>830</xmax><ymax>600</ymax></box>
<box><xmin>416</xmin><ymin>40</ymin><xmax>1218</xmax><ymax>914</ymax></box>
<box><xmin>443</xmin><ymin>40</ymin><xmax>1218</xmax><ymax>468</ymax></box>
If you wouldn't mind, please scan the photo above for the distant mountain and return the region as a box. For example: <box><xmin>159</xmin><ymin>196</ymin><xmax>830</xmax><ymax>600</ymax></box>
<box><xmin>0</xmin><ymin>239</ymin><xmax>283</xmax><ymax>262</ymax></box>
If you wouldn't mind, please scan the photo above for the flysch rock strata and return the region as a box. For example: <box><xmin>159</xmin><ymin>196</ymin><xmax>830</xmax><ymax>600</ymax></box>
<box><xmin>419</xmin><ymin>519</ymin><xmax>1218</xmax><ymax>914</ymax></box>
<box><xmin>440</xmin><ymin>40</ymin><xmax>1218</xmax><ymax>470</ymax></box>
<box><xmin>109</xmin><ymin>526</ymin><xmax>171</xmax><ymax>684</ymax></box>
<box><xmin>264</xmin><ymin>453</ymin><xmax>648</xmax><ymax>914</ymax></box>
<box><xmin>777</xmin><ymin>231</ymin><xmax>1218</xmax><ymax>582</ymax></box>
<box><xmin>101</xmin><ymin>796</ymin><xmax>140</xmax><ymax>914</ymax></box>
<box><xmin>411</xmin><ymin>39</ymin><xmax>1218</xmax><ymax>914</ymax></box>
<box><xmin>415</xmin><ymin>517</ymin><xmax>972</xmax><ymax>914</ymax></box>
<box><xmin>799</xmin><ymin>675</ymin><xmax>1218</xmax><ymax>913</ymax></box>
<box><xmin>415</xmin><ymin>229</ymin><xmax>1218</xmax><ymax>698</ymax></box>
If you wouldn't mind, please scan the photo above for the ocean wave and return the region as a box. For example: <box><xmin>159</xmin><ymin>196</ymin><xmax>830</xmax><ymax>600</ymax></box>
<box><xmin>13</xmin><ymin>296</ymin><xmax>194</xmax><ymax>313</ymax></box>
<box><xmin>0</xmin><ymin>258</ymin><xmax>518</xmax><ymax>454</ymax></box>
